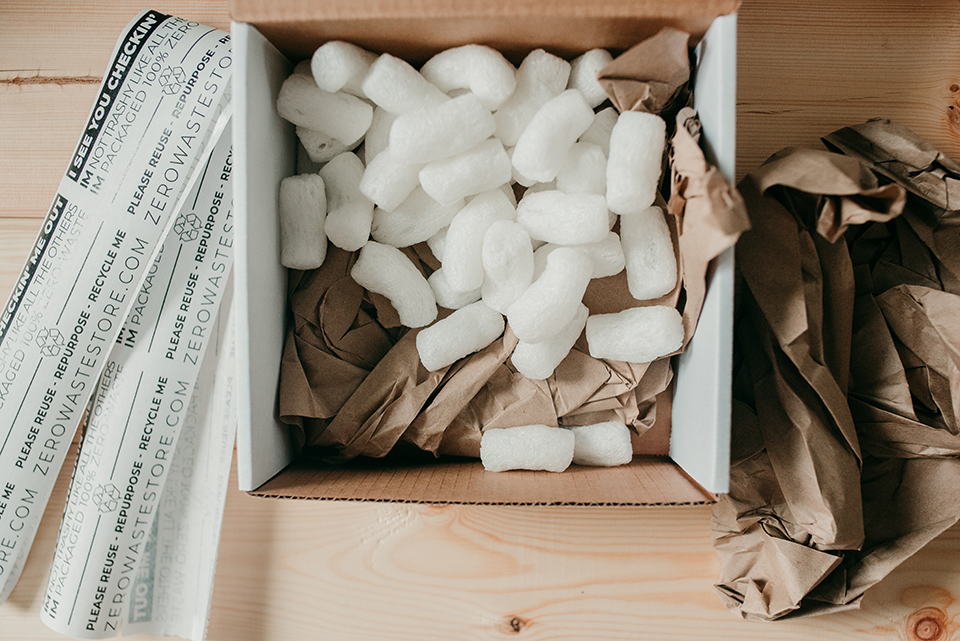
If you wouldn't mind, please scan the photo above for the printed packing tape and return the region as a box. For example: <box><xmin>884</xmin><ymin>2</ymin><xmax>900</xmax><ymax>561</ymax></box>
<box><xmin>0</xmin><ymin>10</ymin><xmax>237</xmax><ymax>640</ymax></box>
<box><xmin>122</xmin><ymin>298</ymin><xmax>235</xmax><ymax>640</ymax></box>
<box><xmin>42</xmin><ymin>130</ymin><xmax>235</xmax><ymax>638</ymax></box>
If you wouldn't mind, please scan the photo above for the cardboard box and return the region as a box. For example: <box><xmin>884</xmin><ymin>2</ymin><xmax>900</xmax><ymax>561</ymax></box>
<box><xmin>231</xmin><ymin>0</ymin><xmax>739</xmax><ymax>504</ymax></box>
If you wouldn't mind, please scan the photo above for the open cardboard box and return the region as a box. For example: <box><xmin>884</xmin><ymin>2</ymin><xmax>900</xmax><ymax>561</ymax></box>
<box><xmin>232</xmin><ymin>0</ymin><xmax>739</xmax><ymax>504</ymax></box>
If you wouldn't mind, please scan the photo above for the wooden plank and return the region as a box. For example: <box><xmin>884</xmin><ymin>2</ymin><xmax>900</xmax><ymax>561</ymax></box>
<box><xmin>0</xmin><ymin>218</ymin><xmax>42</xmax><ymax>293</ymax></box>
<box><xmin>0</xmin><ymin>2</ymin><xmax>230</xmax><ymax>80</ymax></box>
<box><xmin>0</xmin><ymin>2</ymin><xmax>231</xmax><ymax>219</ymax></box>
<box><xmin>736</xmin><ymin>0</ymin><xmax>960</xmax><ymax>180</ymax></box>
<box><xmin>0</xmin><ymin>88</ymin><xmax>96</xmax><ymax>218</ymax></box>
<box><xmin>204</xmin><ymin>490</ymin><xmax>960</xmax><ymax>640</ymax></box>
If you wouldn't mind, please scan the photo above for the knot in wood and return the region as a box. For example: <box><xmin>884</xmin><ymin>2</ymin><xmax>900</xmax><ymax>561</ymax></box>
<box><xmin>906</xmin><ymin>607</ymin><xmax>947</xmax><ymax>641</ymax></box>
<box><xmin>504</xmin><ymin>615</ymin><xmax>524</xmax><ymax>634</ymax></box>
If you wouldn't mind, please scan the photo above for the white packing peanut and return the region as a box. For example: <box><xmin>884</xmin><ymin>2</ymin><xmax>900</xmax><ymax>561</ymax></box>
<box><xmin>420</xmin><ymin>44</ymin><xmax>517</xmax><ymax>111</ymax></box>
<box><xmin>427</xmin><ymin>226</ymin><xmax>448</xmax><ymax>263</ymax></box>
<box><xmin>556</xmin><ymin>141</ymin><xmax>607</xmax><ymax>195</ymax></box>
<box><xmin>277</xmin><ymin>73</ymin><xmax>373</xmax><ymax>145</ymax></box>
<box><xmin>350</xmin><ymin>241</ymin><xmax>438</xmax><ymax>327</ymax></box>
<box><xmin>481</xmin><ymin>220</ymin><xmax>535</xmax><ymax>314</ymax></box>
<box><xmin>620</xmin><ymin>205</ymin><xmax>677</xmax><ymax>300</ymax></box>
<box><xmin>511</xmin><ymin>89</ymin><xmax>595</xmax><ymax>183</ymax></box>
<box><xmin>480</xmin><ymin>425</ymin><xmax>575</xmax><ymax>473</ymax></box>
<box><xmin>567</xmin><ymin>48</ymin><xmax>614</xmax><ymax>108</ymax></box>
<box><xmin>371</xmin><ymin>187</ymin><xmax>465</xmax><ymax>248</ymax></box>
<box><xmin>508</xmin><ymin>146</ymin><xmax>537</xmax><ymax>187</ymax></box>
<box><xmin>606</xmin><ymin>110</ymin><xmax>666</xmax><ymax>216</ymax></box>
<box><xmin>516</xmin><ymin>190</ymin><xmax>609</xmax><ymax>245</ymax></box>
<box><xmin>296</xmin><ymin>140</ymin><xmax>323</xmax><ymax>175</ymax></box>
<box><xmin>429</xmin><ymin>268</ymin><xmax>482</xmax><ymax>310</ymax></box>
<box><xmin>297</xmin><ymin>126</ymin><xmax>353</xmax><ymax>164</ymax></box>
<box><xmin>362</xmin><ymin>106</ymin><xmax>397</xmax><ymax>165</ymax></box>
<box><xmin>531</xmin><ymin>242</ymin><xmax>558</xmax><ymax>282</ymax></box>
<box><xmin>416</xmin><ymin>300</ymin><xmax>505</xmax><ymax>371</ymax></box>
<box><xmin>361</xmin><ymin>53</ymin><xmax>450</xmax><ymax>115</ymax></box>
<box><xmin>578</xmin><ymin>106</ymin><xmax>618</xmax><ymax>158</ymax></box>
<box><xmin>564</xmin><ymin>421</ymin><xmax>633</xmax><ymax>467</ymax></box>
<box><xmin>293</xmin><ymin>59</ymin><xmax>313</xmax><ymax>76</ymax></box>
<box><xmin>419</xmin><ymin>138</ymin><xmax>513</xmax><ymax>206</ymax></box>
<box><xmin>523</xmin><ymin>180</ymin><xmax>556</xmax><ymax>196</ymax></box>
<box><xmin>389</xmin><ymin>93</ymin><xmax>497</xmax><ymax>164</ymax></box>
<box><xmin>493</xmin><ymin>49</ymin><xmax>571</xmax><ymax>147</ymax></box>
<box><xmin>279</xmin><ymin>174</ymin><xmax>328</xmax><ymax>270</ymax></box>
<box><xmin>511</xmin><ymin>303</ymin><xmax>588</xmax><ymax>380</ymax></box>
<box><xmin>506</xmin><ymin>247</ymin><xmax>592</xmax><ymax>344</ymax></box>
<box><xmin>319</xmin><ymin>152</ymin><xmax>374</xmax><ymax>252</ymax></box>
<box><xmin>443</xmin><ymin>189</ymin><xmax>516</xmax><ymax>292</ymax></box>
<box><xmin>575</xmin><ymin>231</ymin><xmax>626</xmax><ymax>279</ymax></box>
<box><xmin>531</xmin><ymin>232</ymin><xmax>623</xmax><ymax>282</ymax></box>
<box><xmin>585</xmin><ymin>305</ymin><xmax>683</xmax><ymax>363</ymax></box>
<box><xmin>311</xmin><ymin>40</ymin><xmax>378</xmax><ymax>98</ymax></box>
<box><xmin>358</xmin><ymin>147</ymin><xmax>424</xmax><ymax>212</ymax></box>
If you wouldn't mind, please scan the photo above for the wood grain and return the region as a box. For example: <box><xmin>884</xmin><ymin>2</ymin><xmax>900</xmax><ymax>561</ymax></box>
<box><xmin>4</xmin><ymin>444</ymin><xmax>960</xmax><ymax>640</ymax></box>
<box><xmin>736</xmin><ymin>0</ymin><xmax>960</xmax><ymax>180</ymax></box>
<box><xmin>0</xmin><ymin>2</ymin><xmax>229</xmax><ymax>219</ymax></box>
<box><xmin>0</xmin><ymin>1</ymin><xmax>230</xmax><ymax>80</ymax></box>
<box><xmin>2</xmin><ymin>1</ymin><xmax>960</xmax><ymax>639</ymax></box>
<box><xmin>0</xmin><ymin>219</ymin><xmax>42</xmax><ymax>292</ymax></box>
<box><xmin>0</xmin><ymin>89</ymin><xmax>96</xmax><ymax>218</ymax></box>
<box><xmin>204</xmin><ymin>493</ymin><xmax>960</xmax><ymax>641</ymax></box>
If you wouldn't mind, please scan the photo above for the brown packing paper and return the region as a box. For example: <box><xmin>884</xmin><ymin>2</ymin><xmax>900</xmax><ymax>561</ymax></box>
<box><xmin>597</xmin><ymin>27</ymin><xmax>692</xmax><ymax>116</ymax></box>
<box><xmin>277</xmin><ymin>30</ymin><xmax>748</xmax><ymax>464</ymax></box>
<box><xmin>278</xmin><ymin>247</ymin><xmax>402</xmax><ymax>447</ymax></box>
<box><xmin>823</xmin><ymin>118</ymin><xmax>960</xmax><ymax>215</ymax></box>
<box><xmin>670</xmin><ymin>107</ymin><xmax>751</xmax><ymax>344</ymax></box>
<box><xmin>715</xmin><ymin>120</ymin><xmax>960</xmax><ymax>621</ymax></box>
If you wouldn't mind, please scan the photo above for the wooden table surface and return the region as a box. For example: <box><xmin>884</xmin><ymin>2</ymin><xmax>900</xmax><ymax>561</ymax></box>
<box><xmin>2</xmin><ymin>1</ymin><xmax>959</xmax><ymax>639</ymax></box>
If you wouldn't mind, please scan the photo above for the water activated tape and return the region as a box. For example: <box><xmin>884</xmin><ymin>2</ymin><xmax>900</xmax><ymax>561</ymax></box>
<box><xmin>0</xmin><ymin>9</ymin><xmax>235</xmax><ymax>634</ymax></box>
<box><xmin>41</xmin><ymin>129</ymin><xmax>235</xmax><ymax>638</ymax></box>
<box><xmin>123</xmin><ymin>294</ymin><xmax>235</xmax><ymax>640</ymax></box>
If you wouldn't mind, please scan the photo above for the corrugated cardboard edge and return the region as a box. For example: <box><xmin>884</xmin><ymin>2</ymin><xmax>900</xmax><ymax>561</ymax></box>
<box><xmin>232</xmin><ymin>0</ymin><xmax>741</xmax><ymax>22</ymax></box>
<box><xmin>231</xmin><ymin>0</ymin><xmax>742</xmax><ymax>63</ymax></box>
<box><xmin>249</xmin><ymin>456</ymin><xmax>717</xmax><ymax>505</ymax></box>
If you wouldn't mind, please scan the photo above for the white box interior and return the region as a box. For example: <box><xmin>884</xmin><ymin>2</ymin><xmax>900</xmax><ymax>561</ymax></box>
<box><xmin>233</xmin><ymin>16</ymin><xmax>737</xmax><ymax>494</ymax></box>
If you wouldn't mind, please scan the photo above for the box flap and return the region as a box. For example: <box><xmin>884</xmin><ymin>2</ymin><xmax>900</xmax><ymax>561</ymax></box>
<box><xmin>231</xmin><ymin>0</ymin><xmax>740</xmax><ymax>63</ymax></box>
<box><xmin>234</xmin><ymin>22</ymin><xmax>298</xmax><ymax>491</ymax></box>
<box><xmin>669</xmin><ymin>14</ymin><xmax>736</xmax><ymax>494</ymax></box>
<box><xmin>233</xmin><ymin>0</ymin><xmax>742</xmax><ymax>21</ymax></box>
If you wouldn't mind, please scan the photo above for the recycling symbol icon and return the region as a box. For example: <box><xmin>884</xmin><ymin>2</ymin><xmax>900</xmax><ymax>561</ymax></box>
<box><xmin>174</xmin><ymin>212</ymin><xmax>202</xmax><ymax>242</ymax></box>
<box><xmin>93</xmin><ymin>484</ymin><xmax>121</xmax><ymax>514</ymax></box>
<box><xmin>160</xmin><ymin>65</ymin><xmax>186</xmax><ymax>96</ymax></box>
<box><xmin>36</xmin><ymin>327</ymin><xmax>64</xmax><ymax>357</ymax></box>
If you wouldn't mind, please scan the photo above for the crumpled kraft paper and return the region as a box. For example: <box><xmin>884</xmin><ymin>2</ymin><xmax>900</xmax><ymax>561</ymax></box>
<box><xmin>714</xmin><ymin>119</ymin><xmax>960</xmax><ymax>621</ymax></box>
<box><xmin>597</xmin><ymin>27</ymin><xmax>692</xmax><ymax>117</ymax></box>
<box><xmin>277</xmin><ymin>29</ymin><xmax>748</xmax><ymax>463</ymax></box>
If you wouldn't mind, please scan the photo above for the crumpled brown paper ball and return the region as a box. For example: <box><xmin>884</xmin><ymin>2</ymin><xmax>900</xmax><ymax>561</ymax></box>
<box><xmin>714</xmin><ymin>119</ymin><xmax>960</xmax><ymax>621</ymax></box>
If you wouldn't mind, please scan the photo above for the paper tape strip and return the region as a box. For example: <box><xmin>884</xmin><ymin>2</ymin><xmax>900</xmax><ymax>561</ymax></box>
<box><xmin>40</xmin><ymin>125</ymin><xmax>235</xmax><ymax>637</ymax></box>
<box><xmin>123</xmin><ymin>288</ymin><xmax>236</xmax><ymax>640</ymax></box>
<box><xmin>0</xmin><ymin>11</ymin><xmax>233</xmax><ymax>604</ymax></box>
